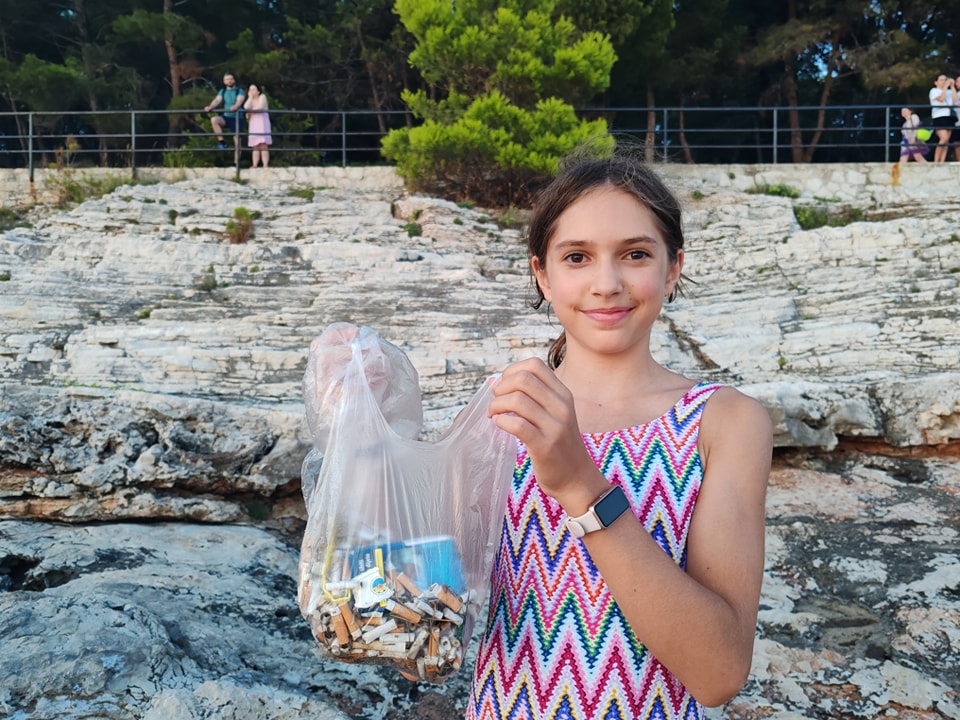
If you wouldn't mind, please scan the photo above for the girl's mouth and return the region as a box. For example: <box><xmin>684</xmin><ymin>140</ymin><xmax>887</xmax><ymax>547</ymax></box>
<box><xmin>583</xmin><ymin>307</ymin><xmax>633</xmax><ymax>324</ymax></box>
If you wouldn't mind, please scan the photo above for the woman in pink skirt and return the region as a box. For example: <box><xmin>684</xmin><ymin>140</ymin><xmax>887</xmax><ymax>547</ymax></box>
<box><xmin>244</xmin><ymin>84</ymin><xmax>272</xmax><ymax>168</ymax></box>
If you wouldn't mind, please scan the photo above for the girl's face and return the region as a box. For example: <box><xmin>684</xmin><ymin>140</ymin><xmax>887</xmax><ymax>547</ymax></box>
<box><xmin>532</xmin><ymin>187</ymin><xmax>682</xmax><ymax>361</ymax></box>
<box><xmin>249</xmin><ymin>85</ymin><xmax>260</xmax><ymax>97</ymax></box>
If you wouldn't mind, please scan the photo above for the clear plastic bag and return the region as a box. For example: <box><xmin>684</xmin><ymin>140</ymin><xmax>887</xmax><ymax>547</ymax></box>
<box><xmin>297</xmin><ymin>323</ymin><xmax>515</xmax><ymax>683</ymax></box>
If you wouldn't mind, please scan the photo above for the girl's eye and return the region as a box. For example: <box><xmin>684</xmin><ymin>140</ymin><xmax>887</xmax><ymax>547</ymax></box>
<box><xmin>628</xmin><ymin>249</ymin><xmax>650</xmax><ymax>261</ymax></box>
<box><xmin>564</xmin><ymin>252</ymin><xmax>586</xmax><ymax>264</ymax></box>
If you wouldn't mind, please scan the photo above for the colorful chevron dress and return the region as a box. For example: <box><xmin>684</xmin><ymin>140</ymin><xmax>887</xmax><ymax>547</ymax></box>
<box><xmin>466</xmin><ymin>382</ymin><xmax>722</xmax><ymax>720</ymax></box>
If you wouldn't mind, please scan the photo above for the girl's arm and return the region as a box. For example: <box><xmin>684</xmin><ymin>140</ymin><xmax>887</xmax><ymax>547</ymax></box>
<box><xmin>489</xmin><ymin>359</ymin><xmax>772</xmax><ymax>707</ymax></box>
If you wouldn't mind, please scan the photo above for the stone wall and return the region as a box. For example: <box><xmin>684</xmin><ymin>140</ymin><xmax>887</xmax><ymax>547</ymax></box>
<box><xmin>3</xmin><ymin>160</ymin><xmax>959</xmax><ymax>208</ymax></box>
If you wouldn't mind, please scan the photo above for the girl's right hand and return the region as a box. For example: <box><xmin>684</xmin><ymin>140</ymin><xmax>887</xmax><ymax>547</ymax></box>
<box><xmin>488</xmin><ymin>358</ymin><xmax>608</xmax><ymax>510</ymax></box>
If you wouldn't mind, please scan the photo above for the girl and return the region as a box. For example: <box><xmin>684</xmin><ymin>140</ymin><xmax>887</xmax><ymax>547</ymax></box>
<box><xmin>929</xmin><ymin>74</ymin><xmax>956</xmax><ymax>163</ymax></box>
<box><xmin>899</xmin><ymin>107</ymin><xmax>928</xmax><ymax>163</ymax></box>
<box><xmin>467</xmin><ymin>151</ymin><xmax>772</xmax><ymax>719</ymax></box>
<box><xmin>244</xmin><ymin>84</ymin><xmax>273</xmax><ymax>168</ymax></box>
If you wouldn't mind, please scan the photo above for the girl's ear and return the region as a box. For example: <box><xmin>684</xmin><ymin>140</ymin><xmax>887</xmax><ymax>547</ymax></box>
<box><xmin>665</xmin><ymin>249</ymin><xmax>684</xmax><ymax>298</ymax></box>
<box><xmin>531</xmin><ymin>256</ymin><xmax>551</xmax><ymax>302</ymax></box>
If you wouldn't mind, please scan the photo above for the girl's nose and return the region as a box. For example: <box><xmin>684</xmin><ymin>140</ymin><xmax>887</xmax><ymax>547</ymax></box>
<box><xmin>590</xmin><ymin>260</ymin><xmax>624</xmax><ymax>295</ymax></box>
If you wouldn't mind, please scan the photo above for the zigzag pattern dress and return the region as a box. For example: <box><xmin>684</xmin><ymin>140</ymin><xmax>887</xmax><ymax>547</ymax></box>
<box><xmin>466</xmin><ymin>382</ymin><xmax>721</xmax><ymax>720</ymax></box>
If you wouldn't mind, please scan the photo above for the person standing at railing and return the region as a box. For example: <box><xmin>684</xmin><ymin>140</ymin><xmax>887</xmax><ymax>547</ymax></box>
<box><xmin>928</xmin><ymin>74</ymin><xmax>956</xmax><ymax>163</ymax></box>
<box><xmin>898</xmin><ymin>108</ymin><xmax>928</xmax><ymax>164</ymax></box>
<box><xmin>204</xmin><ymin>73</ymin><xmax>246</xmax><ymax>151</ymax></box>
<box><xmin>244</xmin><ymin>84</ymin><xmax>272</xmax><ymax>169</ymax></box>
<box><xmin>952</xmin><ymin>74</ymin><xmax>960</xmax><ymax>162</ymax></box>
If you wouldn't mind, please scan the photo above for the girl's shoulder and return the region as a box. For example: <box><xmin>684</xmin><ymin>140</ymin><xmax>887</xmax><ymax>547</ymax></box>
<box><xmin>698</xmin><ymin>385</ymin><xmax>772</xmax><ymax>448</ymax></box>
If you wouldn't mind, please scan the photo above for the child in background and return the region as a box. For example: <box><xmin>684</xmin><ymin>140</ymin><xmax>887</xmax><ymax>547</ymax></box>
<box><xmin>466</xmin><ymin>148</ymin><xmax>772</xmax><ymax>720</ymax></box>
<box><xmin>899</xmin><ymin>107</ymin><xmax>929</xmax><ymax>163</ymax></box>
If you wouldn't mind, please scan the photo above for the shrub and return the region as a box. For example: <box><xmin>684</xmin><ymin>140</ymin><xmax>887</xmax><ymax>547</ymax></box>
<box><xmin>46</xmin><ymin>170</ymin><xmax>129</xmax><ymax>207</ymax></box>
<box><xmin>0</xmin><ymin>207</ymin><xmax>26</xmax><ymax>232</ymax></box>
<box><xmin>226</xmin><ymin>207</ymin><xmax>258</xmax><ymax>243</ymax></box>
<box><xmin>383</xmin><ymin>0</ymin><xmax>616</xmax><ymax>207</ymax></box>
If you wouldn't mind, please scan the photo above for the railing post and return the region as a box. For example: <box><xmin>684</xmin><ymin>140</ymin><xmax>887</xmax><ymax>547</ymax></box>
<box><xmin>884</xmin><ymin>106</ymin><xmax>891</xmax><ymax>162</ymax></box>
<box><xmin>131</xmin><ymin>111</ymin><xmax>138</xmax><ymax>181</ymax></box>
<box><xmin>28</xmin><ymin>112</ymin><xmax>34</xmax><ymax>184</ymax></box>
<box><xmin>234</xmin><ymin>120</ymin><xmax>240</xmax><ymax>180</ymax></box>
<box><xmin>772</xmin><ymin>108</ymin><xmax>778</xmax><ymax>164</ymax></box>
<box><xmin>342</xmin><ymin>111</ymin><xmax>347</xmax><ymax>167</ymax></box>
<box><xmin>661</xmin><ymin>108</ymin><xmax>668</xmax><ymax>162</ymax></box>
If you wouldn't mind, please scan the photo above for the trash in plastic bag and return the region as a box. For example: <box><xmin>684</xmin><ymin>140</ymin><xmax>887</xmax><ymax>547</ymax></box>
<box><xmin>297</xmin><ymin>322</ymin><xmax>515</xmax><ymax>683</ymax></box>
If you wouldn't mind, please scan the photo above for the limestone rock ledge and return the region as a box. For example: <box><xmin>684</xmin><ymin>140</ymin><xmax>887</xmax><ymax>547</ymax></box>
<box><xmin>1</xmin><ymin>171</ymin><xmax>959</xmax><ymax>719</ymax></box>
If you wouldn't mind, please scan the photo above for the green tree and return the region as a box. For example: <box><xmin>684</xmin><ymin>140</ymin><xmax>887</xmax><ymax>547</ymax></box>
<box><xmin>112</xmin><ymin>4</ymin><xmax>208</xmax><ymax>99</ymax></box>
<box><xmin>383</xmin><ymin>0</ymin><xmax>615</xmax><ymax>206</ymax></box>
<box><xmin>742</xmin><ymin>0</ymin><xmax>952</xmax><ymax>162</ymax></box>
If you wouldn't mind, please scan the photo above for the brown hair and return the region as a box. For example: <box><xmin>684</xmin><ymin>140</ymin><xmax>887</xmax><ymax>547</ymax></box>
<box><xmin>527</xmin><ymin>149</ymin><xmax>687</xmax><ymax>369</ymax></box>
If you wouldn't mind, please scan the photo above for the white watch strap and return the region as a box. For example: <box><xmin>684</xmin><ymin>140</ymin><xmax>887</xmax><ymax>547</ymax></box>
<box><xmin>565</xmin><ymin>486</ymin><xmax>621</xmax><ymax>538</ymax></box>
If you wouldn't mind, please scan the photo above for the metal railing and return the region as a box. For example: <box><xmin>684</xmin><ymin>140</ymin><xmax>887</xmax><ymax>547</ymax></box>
<box><xmin>0</xmin><ymin>104</ymin><xmax>955</xmax><ymax>178</ymax></box>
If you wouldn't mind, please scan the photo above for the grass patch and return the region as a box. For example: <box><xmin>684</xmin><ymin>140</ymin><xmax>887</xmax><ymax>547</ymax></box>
<box><xmin>47</xmin><ymin>170</ymin><xmax>131</xmax><ymax>207</ymax></box>
<box><xmin>195</xmin><ymin>272</ymin><xmax>218</xmax><ymax>292</ymax></box>
<box><xmin>747</xmin><ymin>183</ymin><xmax>800</xmax><ymax>198</ymax></box>
<box><xmin>0</xmin><ymin>207</ymin><xmax>27</xmax><ymax>232</ymax></box>
<box><xmin>287</xmin><ymin>187</ymin><xmax>315</xmax><ymax>202</ymax></box>
<box><xmin>404</xmin><ymin>222</ymin><xmax>422</xmax><ymax>237</ymax></box>
<box><xmin>496</xmin><ymin>206</ymin><xmax>526</xmax><ymax>229</ymax></box>
<box><xmin>794</xmin><ymin>205</ymin><xmax>865</xmax><ymax>231</ymax></box>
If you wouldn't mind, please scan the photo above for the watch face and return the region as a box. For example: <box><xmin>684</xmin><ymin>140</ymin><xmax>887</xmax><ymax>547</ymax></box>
<box><xmin>595</xmin><ymin>485</ymin><xmax>630</xmax><ymax>526</ymax></box>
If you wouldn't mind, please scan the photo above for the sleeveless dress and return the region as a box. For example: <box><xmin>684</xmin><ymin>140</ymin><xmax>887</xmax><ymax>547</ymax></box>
<box><xmin>247</xmin><ymin>100</ymin><xmax>272</xmax><ymax>147</ymax></box>
<box><xmin>466</xmin><ymin>382</ymin><xmax>722</xmax><ymax>720</ymax></box>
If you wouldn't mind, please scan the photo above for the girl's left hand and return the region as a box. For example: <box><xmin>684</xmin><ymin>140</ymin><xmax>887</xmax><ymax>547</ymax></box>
<box><xmin>488</xmin><ymin>358</ymin><xmax>604</xmax><ymax>506</ymax></box>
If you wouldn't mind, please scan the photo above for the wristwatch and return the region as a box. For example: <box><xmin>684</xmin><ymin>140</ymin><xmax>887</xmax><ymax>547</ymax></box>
<box><xmin>564</xmin><ymin>485</ymin><xmax>630</xmax><ymax>538</ymax></box>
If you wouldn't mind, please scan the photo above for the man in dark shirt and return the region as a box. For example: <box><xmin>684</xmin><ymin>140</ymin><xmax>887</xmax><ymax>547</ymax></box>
<box><xmin>204</xmin><ymin>73</ymin><xmax>246</xmax><ymax>150</ymax></box>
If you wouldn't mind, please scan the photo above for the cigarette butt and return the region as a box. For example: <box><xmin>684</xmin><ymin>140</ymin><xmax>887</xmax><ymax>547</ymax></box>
<box><xmin>339</xmin><ymin>602</ymin><xmax>362</xmax><ymax>639</ymax></box>
<box><xmin>413</xmin><ymin>597</ymin><xmax>443</xmax><ymax>619</ymax></box>
<box><xmin>386</xmin><ymin>599</ymin><xmax>422</xmax><ymax>624</ymax></box>
<box><xmin>438</xmin><ymin>635</ymin><xmax>452</xmax><ymax>656</ymax></box>
<box><xmin>432</xmin><ymin>584</ymin><xmax>463</xmax><ymax>613</ymax></box>
<box><xmin>362</xmin><ymin>618</ymin><xmax>398</xmax><ymax>644</ymax></box>
<box><xmin>395</xmin><ymin>572</ymin><xmax>424</xmax><ymax>597</ymax></box>
<box><xmin>330</xmin><ymin>608</ymin><xmax>351</xmax><ymax>649</ymax></box>
<box><xmin>324</xmin><ymin>579</ymin><xmax>355</xmax><ymax>595</ymax></box>
<box><xmin>378</xmin><ymin>647</ymin><xmax>409</xmax><ymax>660</ymax></box>
<box><xmin>381</xmin><ymin>632</ymin><xmax>415</xmax><ymax>644</ymax></box>
<box><xmin>406</xmin><ymin>628</ymin><xmax>429</xmax><ymax>659</ymax></box>
<box><xmin>442</xmin><ymin>607</ymin><xmax>464</xmax><ymax>626</ymax></box>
